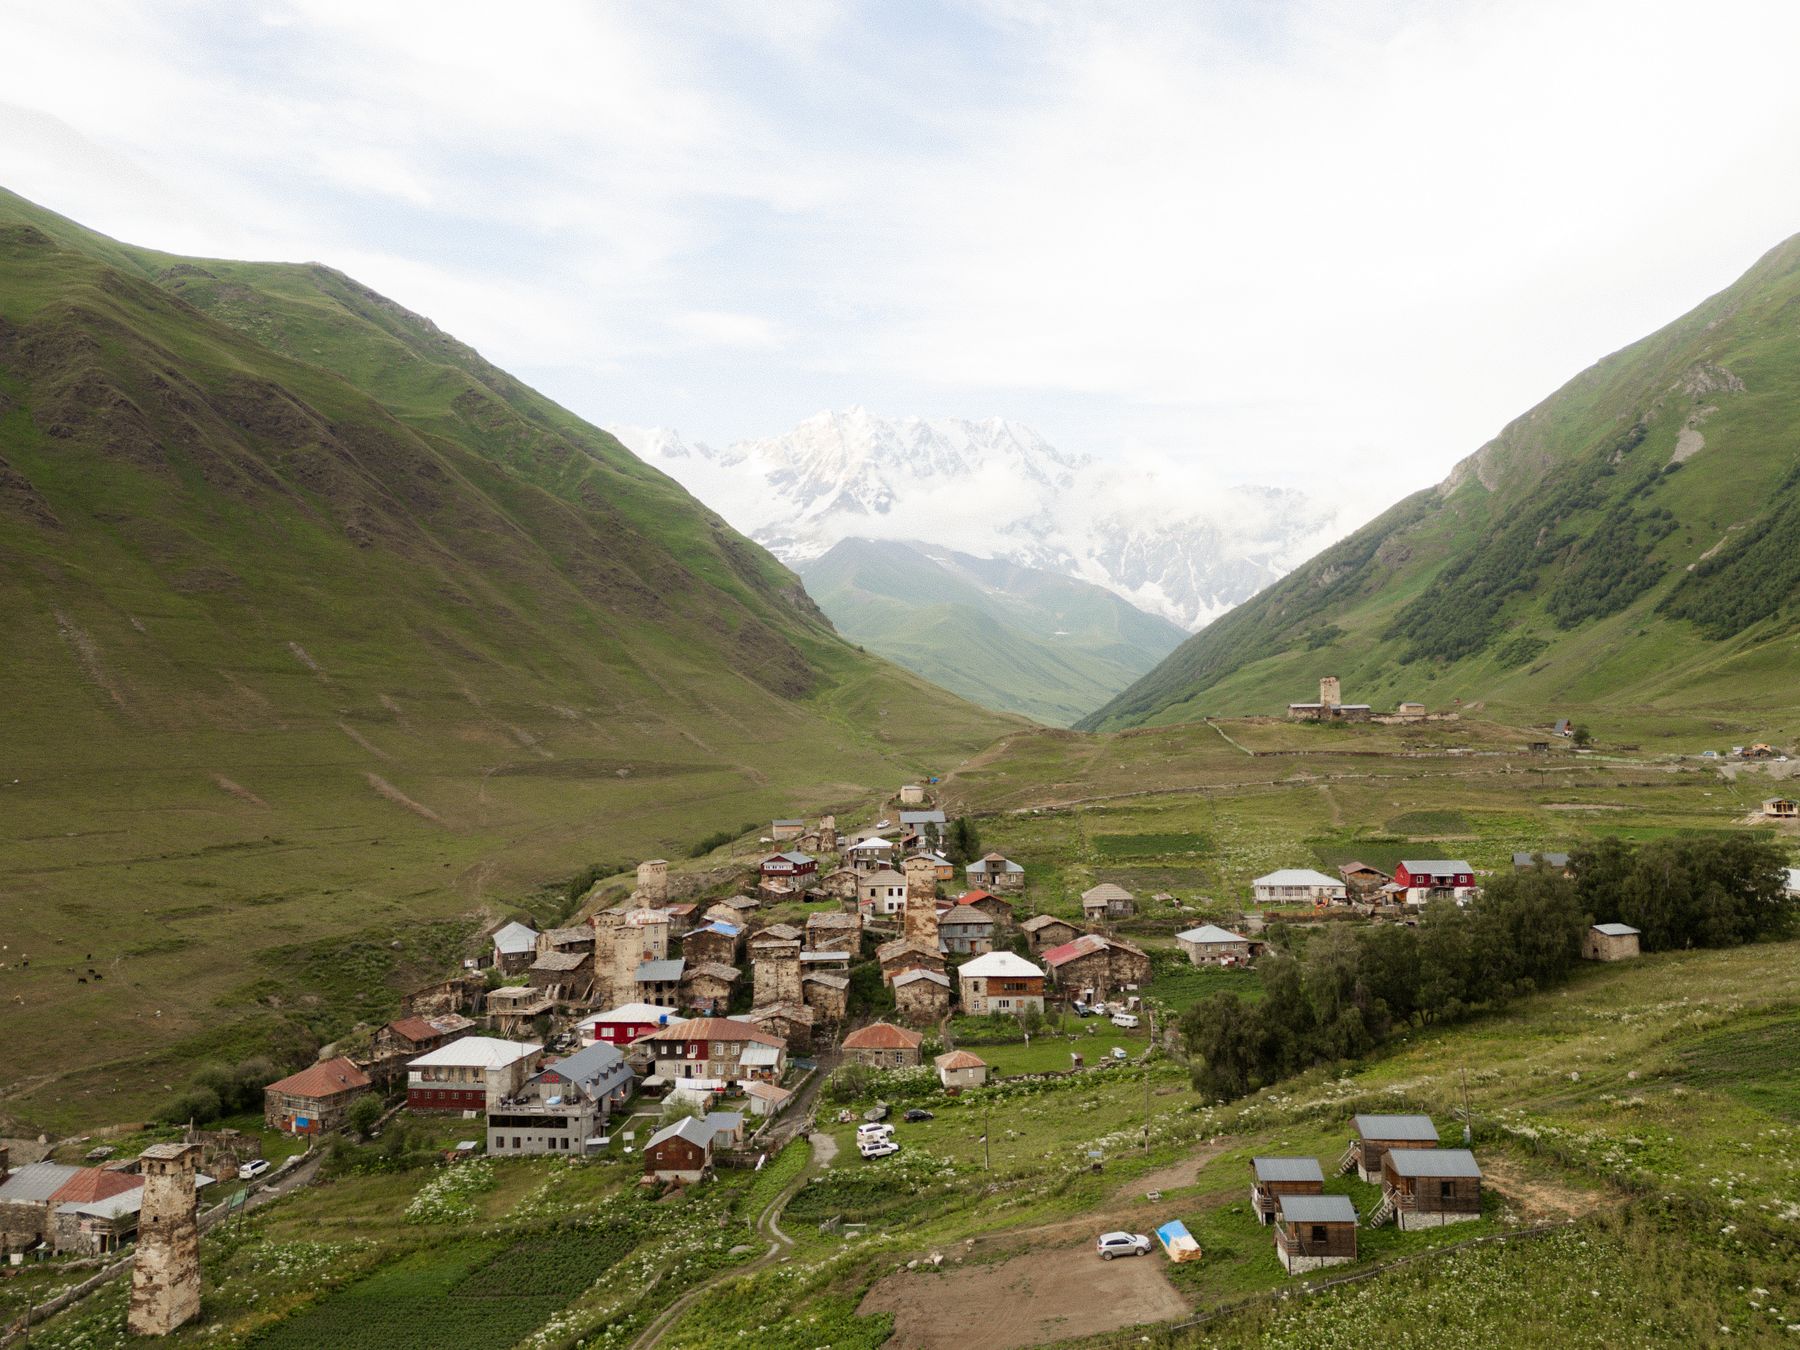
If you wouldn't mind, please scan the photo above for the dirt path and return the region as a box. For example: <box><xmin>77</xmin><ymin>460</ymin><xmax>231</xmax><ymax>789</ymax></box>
<box><xmin>1111</xmin><ymin>1143</ymin><xmax>1228</xmax><ymax>1203</ymax></box>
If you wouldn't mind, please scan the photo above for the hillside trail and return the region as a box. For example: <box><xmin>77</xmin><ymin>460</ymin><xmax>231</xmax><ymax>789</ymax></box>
<box><xmin>626</xmin><ymin>1127</ymin><xmax>833</xmax><ymax>1350</ymax></box>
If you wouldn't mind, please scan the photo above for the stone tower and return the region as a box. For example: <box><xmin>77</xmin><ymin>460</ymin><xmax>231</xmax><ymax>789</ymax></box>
<box><xmin>816</xmin><ymin>815</ymin><xmax>837</xmax><ymax>854</ymax></box>
<box><xmin>635</xmin><ymin>859</ymin><xmax>669</xmax><ymax>904</ymax></box>
<box><xmin>127</xmin><ymin>1142</ymin><xmax>201</xmax><ymax>1337</ymax></box>
<box><xmin>751</xmin><ymin>931</ymin><xmax>803</xmax><ymax>1006</ymax></box>
<box><xmin>902</xmin><ymin>856</ymin><xmax>941</xmax><ymax>947</ymax></box>
<box><xmin>1319</xmin><ymin>676</ymin><xmax>1342</xmax><ymax>709</ymax></box>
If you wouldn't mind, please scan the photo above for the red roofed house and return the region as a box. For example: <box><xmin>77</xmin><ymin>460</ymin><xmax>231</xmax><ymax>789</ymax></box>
<box><xmin>1391</xmin><ymin>860</ymin><xmax>1476</xmax><ymax>906</ymax></box>
<box><xmin>841</xmin><ymin>1021</ymin><xmax>924</xmax><ymax>1069</ymax></box>
<box><xmin>935</xmin><ymin>1050</ymin><xmax>989</xmax><ymax>1089</ymax></box>
<box><xmin>264</xmin><ymin>1056</ymin><xmax>373</xmax><ymax>1135</ymax></box>
<box><xmin>1040</xmin><ymin>933</ymin><xmax>1152</xmax><ymax>1002</ymax></box>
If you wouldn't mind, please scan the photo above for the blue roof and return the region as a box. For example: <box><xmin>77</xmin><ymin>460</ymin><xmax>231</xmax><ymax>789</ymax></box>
<box><xmin>1154</xmin><ymin>1219</ymin><xmax>1194</xmax><ymax>1244</ymax></box>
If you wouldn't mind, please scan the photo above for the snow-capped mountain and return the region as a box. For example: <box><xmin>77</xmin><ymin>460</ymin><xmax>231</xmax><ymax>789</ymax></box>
<box><xmin>608</xmin><ymin>410</ymin><xmax>1336</xmax><ymax>631</ymax></box>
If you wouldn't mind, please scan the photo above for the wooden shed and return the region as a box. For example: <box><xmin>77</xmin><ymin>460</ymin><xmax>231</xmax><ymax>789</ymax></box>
<box><xmin>1582</xmin><ymin>922</ymin><xmax>1641</xmax><ymax>962</ymax></box>
<box><xmin>1342</xmin><ymin>1113</ymin><xmax>1438</xmax><ymax>1183</ymax></box>
<box><xmin>1273</xmin><ymin>1193</ymin><xmax>1358</xmax><ymax>1272</ymax></box>
<box><xmin>1375</xmin><ymin>1148</ymin><xmax>1482</xmax><ymax>1230</ymax></box>
<box><xmin>1249</xmin><ymin>1156</ymin><xmax>1325</xmax><ymax>1225</ymax></box>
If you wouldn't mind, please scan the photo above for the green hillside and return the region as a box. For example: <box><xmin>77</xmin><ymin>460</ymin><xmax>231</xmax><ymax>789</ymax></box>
<box><xmin>1082</xmin><ymin>233</ymin><xmax>1800</xmax><ymax>745</ymax></box>
<box><xmin>0</xmin><ymin>188</ymin><xmax>1014</xmax><ymax>1130</ymax></box>
<box><xmin>798</xmin><ymin>536</ymin><xmax>1187</xmax><ymax>725</ymax></box>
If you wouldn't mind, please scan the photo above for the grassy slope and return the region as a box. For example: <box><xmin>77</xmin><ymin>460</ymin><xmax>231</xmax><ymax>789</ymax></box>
<box><xmin>0</xmin><ymin>188</ymin><xmax>1016</xmax><ymax>1130</ymax></box>
<box><xmin>1082</xmin><ymin>234</ymin><xmax>1800</xmax><ymax>745</ymax></box>
<box><xmin>799</xmin><ymin>537</ymin><xmax>1186</xmax><ymax>726</ymax></box>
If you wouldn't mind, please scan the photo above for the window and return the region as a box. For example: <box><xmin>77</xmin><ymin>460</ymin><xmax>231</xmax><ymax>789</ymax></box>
<box><xmin>1439</xmin><ymin>1181</ymin><xmax>1453</xmax><ymax>1199</ymax></box>
<box><xmin>513</xmin><ymin>1137</ymin><xmax>521</xmax><ymax>1149</ymax></box>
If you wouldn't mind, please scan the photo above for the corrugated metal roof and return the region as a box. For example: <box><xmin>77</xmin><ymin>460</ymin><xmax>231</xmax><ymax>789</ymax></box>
<box><xmin>1277</xmin><ymin>1194</ymin><xmax>1358</xmax><ymax>1223</ymax></box>
<box><xmin>1353</xmin><ymin>1113</ymin><xmax>1439</xmax><ymax>1141</ymax></box>
<box><xmin>635</xmin><ymin>958</ymin><xmax>685</xmax><ymax>983</ymax></box>
<box><xmin>1177</xmin><ymin>924</ymin><xmax>1247</xmax><ymax>945</ymax></box>
<box><xmin>1592</xmin><ymin>922</ymin><xmax>1640</xmax><ymax>937</ymax></box>
<box><xmin>0</xmin><ymin>1161</ymin><xmax>80</xmax><ymax>1203</ymax></box>
<box><xmin>1385</xmin><ymin>1147</ymin><xmax>1481</xmax><ymax>1179</ymax></box>
<box><xmin>1252</xmin><ymin>1156</ymin><xmax>1324</xmax><ymax>1183</ymax></box>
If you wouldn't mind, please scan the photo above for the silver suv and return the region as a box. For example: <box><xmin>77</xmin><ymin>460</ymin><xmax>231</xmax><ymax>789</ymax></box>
<box><xmin>1095</xmin><ymin>1231</ymin><xmax>1151</xmax><ymax>1259</ymax></box>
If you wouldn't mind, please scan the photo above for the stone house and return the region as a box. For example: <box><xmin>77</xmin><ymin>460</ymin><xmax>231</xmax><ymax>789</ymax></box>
<box><xmin>964</xmin><ymin>852</ymin><xmax>1025</xmax><ymax>893</ymax></box>
<box><xmin>681</xmin><ymin>921</ymin><xmax>743</xmax><ymax>968</ymax></box>
<box><xmin>750</xmin><ymin>924</ymin><xmax>804</xmax><ymax>1006</ymax></box>
<box><xmin>771</xmin><ymin>818</ymin><xmax>805</xmax><ymax>841</ymax></box>
<box><xmin>877</xmin><ymin>936</ymin><xmax>945</xmax><ymax>985</ymax></box>
<box><xmin>1176</xmin><ymin>924</ymin><xmax>1253</xmax><ymax>965</ymax></box>
<box><xmin>528</xmin><ymin>949</ymin><xmax>595</xmax><ymax>1005</ymax></box>
<box><xmin>1020</xmin><ymin>914</ymin><xmax>1082</xmax><ymax>953</ymax></box>
<box><xmin>264</xmin><ymin>1056</ymin><xmax>371</xmax><ymax>1135</ymax></box>
<box><xmin>635</xmin><ymin>859</ymin><xmax>669</xmax><ymax>902</ymax></box>
<box><xmin>858</xmin><ymin>868</ymin><xmax>909</xmax><ymax>917</ymax></box>
<box><xmin>960</xmin><ymin>889</ymin><xmax>1015</xmax><ymax>928</ymax></box>
<box><xmin>680</xmin><ymin>962</ymin><xmax>741</xmax><ymax>1013</ymax></box>
<box><xmin>126</xmin><ymin>1144</ymin><xmax>202</xmax><ymax>1337</ymax></box>
<box><xmin>801</xmin><ymin>971</ymin><xmax>850</xmax><ymax>1026</ymax></box>
<box><xmin>938</xmin><ymin>901</ymin><xmax>996</xmax><ymax>955</ymax></box>
<box><xmin>747</xmin><ymin>1001</ymin><xmax>816</xmax><ymax>1054</ymax></box>
<box><xmin>957</xmin><ymin>952</ymin><xmax>1046</xmax><ymax>1015</ymax></box>
<box><xmin>1337</xmin><ymin>861</ymin><xmax>1391</xmax><ymax>897</ymax></box>
<box><xmin>367</xmin><ymin>1014</ymin><xmax>474</xmax><ymax>1084</ymax></box>
<box><xmin>1582</xmin><ymin>922</ymin><xmax>1641</xmax><ymax>961</ymax></box>
<box><xmin>819</xmin><ymin>866</ymin><xmax>860</xmax><ymax>900</ymax></box>
<box><xmin>490</xmin><ymin>920</ymin><xmax>539</xmax><ymax>974</ymax></box>
<box><xmin>705</xmin><ymin>895</ymin><xmax>761</xmax><ymax>925</ymax></box>
<box><xmin>899</xmin><ymin>784</ymin><xmax>926</xmax><ymax>805</ymax></box>
<box><xmin>1080</xmin><ymin>883</ymin><xmax>1135</xmax><ymax>922</ymax></box>
<box><xmin>893</xmin><ymin>967</ymin><xmax>951</xmax><ymax>1025</ymax></box>
<box><xmin>805</xmin><ymin>910</ymin><xmax>862</xmax><ymax>953</ymax></box>
<box><xmin>841</xmin><ymin>1021</ymin><xmax>924</xmax><ymax>1069</ymax></box>
<box><xmin>1040</xmin><ymin>933</ymin><xmax>1152</xmax><ymax>1001</ymax></box>
<box><xmin>634</xmin><ymin>957</ymin><xmax>686</xmax><ymax>1008</ymax></box>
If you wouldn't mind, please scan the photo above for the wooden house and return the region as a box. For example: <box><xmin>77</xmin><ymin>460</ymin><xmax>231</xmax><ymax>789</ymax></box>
<box><xmin>1343</xmin><ymin>1113</ymin><xmax>1438</xmax><ymax>1183</ymax></box>
<box><xmin>1249</xmin><ymin>1156</ymin><xmax>1325</xmax><ymax>1225</ymax></box>
<box><xmin>841</xmin><ymin>1021</ymin><xmax>923</xmax><ymax>1069</ymax></box>
<box><xmin>1337</xmin><ymin>862</ymin><xmax>1390</xmax><ymax>898</ymax></box>
<box><xmin>1582</xmin><ymin>922</ymin><xmax>1641</xmax><ymax>962</ymax></box>
<box><xmin>1762</xmin><ymin>797</ymin><xmax>1798</xmax><ymax>819</ymax></box>
<box><xmin>1273</xmin><ymin>1194</ymin><xmax>1358</xmax><ymax>1272</ymax></box>
<box><xmin>1375</xmin><ymin>1148</ymin><xmax>1483</xmax><ymax>1229</ymax></box>
<box><xmin>1020</xmin><ymin>914</ymin><xmax>1081</xmax><ymax>953</ymax></box>
<box><xmin>938</xmin><ymin>902</ymin><xmax>997</xmax><ymax>955</ymax></box>
<box><xmin>642</xmin><ymin>1116</ymin><xmax>716</xmax><ymax>1184</ymax></box>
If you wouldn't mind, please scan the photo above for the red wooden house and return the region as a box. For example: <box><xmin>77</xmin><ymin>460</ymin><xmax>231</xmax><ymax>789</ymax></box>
<box><xmin>758</xmin><ymin>850</ymin><xmax>818</xmax><ymax>882</ymax></box>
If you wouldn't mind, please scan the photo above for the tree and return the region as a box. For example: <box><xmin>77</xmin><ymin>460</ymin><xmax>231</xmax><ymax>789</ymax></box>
<box><xmin>347</xmin><ymin>1094</ymin><xmax>383</xmax><ymax>1136</ymax></box>
<box><xmin>945</xmin><ymin>817</ymin><xmax>982</xmax><ymax>866</ymax></box>
<box><xmin>1180</xmin><ymin>993</ymin><xmax>1269</xmax><ymax>1101</ymax></box>
<box><xmin>1572</xmin><ymin>725</ymin><xmax>1593</xmax><ymax>747</ymax></box>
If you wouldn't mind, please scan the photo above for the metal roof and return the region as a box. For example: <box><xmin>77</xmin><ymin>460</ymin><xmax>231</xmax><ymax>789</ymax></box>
<box><xmin>1252</xmin><ymin>1156</ymin><xmax>1325</xmax><ymax>1183</ymax></box>
<box><xmin>900</xmin><ymin>810</ymin><xmax>947</xmax><ymax>824</ymax></box>
<box><xmin>1277</xmin><ymin>1194</ymin><xmax>1359</xmax><ymax>1223</ymax></box>
<box><xmin>491</xmin><ymin>921</ymin><xmax>539</xmax><ymax>954</ymax></box>
<box><xmin>410</xmin><ymin>1037</ymin><xmax>541</xmax><ymax>1070</ymax></box>
<box><xmin>635</xmin><ymin>958</ymin><xmax>685</xmax><ymax>983</ymax></box>
<box><xmin>1252</xmin><ymin>869</ymin><xmax>1344</xmax><ymax>888</ymax></box>
<box><xmin>957</xmin><ymin>951</ymin><xmax>1044</xmax><ymax>978</ymax></box>
<box><xmin>0</xmin><ymin>1161</ymin><xmax>79</xmax><ymax>1203</ymax></box>
<box><xmin>1353</xmin><ymin>1113</ymin><xmax>1439</xmax><ymax>1141</ymax></box>
<box><xmin>1592</xmin><ymin>922</ymin><xmax>1640</xmax><ymax>937</ymax></box>
<box><xmin>1399</xmin><ymin>860</ymin><xmax>1474</xmax><ymax>874</ymax></box>
<box><xmin>1384</xmin><ymin>1147</ymin><xmax>1481</xmax><ymax>1179</ymax></box>
<box><xmin>1177</xmin><ymin>924</ymin><xmax>1247</xmax><ymax>945</ymax></box>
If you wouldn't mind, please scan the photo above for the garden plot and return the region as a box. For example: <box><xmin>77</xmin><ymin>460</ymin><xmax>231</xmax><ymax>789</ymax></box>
<box><xmin>859</xmin><ymin>1242</ymin><xmax>1189</xmax><ymax>1349</ymax></box>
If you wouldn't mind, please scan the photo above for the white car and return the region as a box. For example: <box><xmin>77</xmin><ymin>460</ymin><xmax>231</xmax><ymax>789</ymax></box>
<box><xmin>1096</xmin><ymin>1231</ymin><xmax>1151</xmax><ymax>1260</ymax></box>
<box><xmin>860</xmin><ymin>1138</ymin><xmax>900</xmax><ymax>1159</ymax></box>
<box><xmin>1110</xmin><ymin>1012</ymin><xmax>1140</xmax><ymax>1029</ymax></box>
<box><xmin>856</xmin><ymin>1122</ymin><xmax>895</xmax><ymax>1144</ymax></box>
<box><xmin>237</xmin><ymin>1159</ymin><xmax>272</xmax><ymax>1181</ymax></box>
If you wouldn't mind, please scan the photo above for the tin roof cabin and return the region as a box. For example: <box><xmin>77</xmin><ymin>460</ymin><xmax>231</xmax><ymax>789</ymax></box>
<box><xmin>1249</xmin><ymin>1155</ymin><xmax>1325</xmax><ymax>1225</ymax></box>
<box><xmin>1582</xmin><ymin>922</ymin><xmax>1641</xmax><ymax>961</ymax></box>
<box><xmin>1341</xmin><ymin>1113</ymin><xmax>1438</xmax><ymax>1183</ymax></box>
<box><xmin>1273</xmin><ymin>1194</ymin><xmax>1358</xmax><ymax>1273</ymax></box>
<box><xmin>1374</xmin><ymin>1148</ymin><xmax>1483</xmax><ymax>1229</ymax></box>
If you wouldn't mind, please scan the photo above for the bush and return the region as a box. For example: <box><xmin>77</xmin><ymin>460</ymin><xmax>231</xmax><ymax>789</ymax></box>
<box><xmin>347</xmin><ymin>1094</ymin><xmax>383</xmax><ymax>1136</ymax></box>
<box><xmin>160</xmin><ymin>1086</ymin><xmax>223</xmax><ymax>1125</ymax></box>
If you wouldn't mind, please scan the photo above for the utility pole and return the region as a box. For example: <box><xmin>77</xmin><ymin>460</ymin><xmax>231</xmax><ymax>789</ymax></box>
<box><xmin>984</xmin><ymin>1099</ymin><xmax>991</xmax><ymax>1172</ymax></box>
<box><xmin>1460</xmin><ymin>1066</ymin><xmax>1472</xmax><ymax>1146</ymax></box>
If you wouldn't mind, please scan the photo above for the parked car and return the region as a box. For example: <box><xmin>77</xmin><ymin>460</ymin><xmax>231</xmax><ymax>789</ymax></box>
<box><xmin>1095</xmin><ymin>1231</ymin><xmax>1151</xmax><ymax>1260</ymax></box>
<box><xmin>903</xmin><ymin>1109</ymin><xmax>935</xmax><ymax>1122</ymax></box>
<box><xmin>856</xmin><ymin>1122</ymin><xmax>895</xmax><ymax>1144</ymax></box>
<box><xmin>1110</xmin><ymin>1012</ymin><xmax>1140</xmax><ymax>1029</ymax></box>
<box><xmin>1110</xmin><ymin>1047</ymin><xmax>1128</xmax><ymax>1061</ymax></box>
<box><xmin>859</xmin><ymin>1138</ymin><xmax>900</xmax><ymax>1159</ymax></box>
<box><xmin>237</xmin><ymin>1159</ymin><xmax>272</xmax><ymax>1181</ymax></box>
<box><xmin>1071</xmin><ymin>1000</ymin><xmax>1090</xmax><ymax>1017</ymax></box>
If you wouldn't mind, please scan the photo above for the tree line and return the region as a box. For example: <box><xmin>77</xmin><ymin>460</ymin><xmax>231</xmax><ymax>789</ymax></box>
<box><xmin>1181</xmin><ymin>834</ymin><xmax>1791</xmax><ymax>1102</ymax></box>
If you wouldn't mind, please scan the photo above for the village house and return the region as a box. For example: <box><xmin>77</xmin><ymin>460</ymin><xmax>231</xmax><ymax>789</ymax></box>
<box><xmin>641</xmin><ymin>1115</ymin><xmax>721</xmax><ymax>1184</ymax></box>
<box><xmin>801</xmin><ymin>970</ymin><xmax>850</xmax><ymax>1025</ymax></box>
<box><xmin>1273</xmin><ymin>1194</ymin><xmax>1359</xmax><ymax>1272</ymax></box>
<box><xmin>938</xmin><ymin>901</ymin><xmax>997</xmax><ymax>955</ymax></box>
<box><xmin>1396</xmin><ymin>701</ymin><xmax>1427</xmax><ymax>719</ymax></box>
<box><xmin>958</xmin><ymin>951</ymin><xmax>1046</xmax><ymax>1015</ymax></box>
<box><xmin>935</xmin><ymin>1049</ymin><xmax>988</xmax><ymax>1089</ymax></box>
<box><xmin>1392</xmin><ymin>859</ymin><xmax>1477</xmax><ymax>905</ymax></box>
<box><xmin>635</xmin><ymin>956</ymin><xmax>686</xmax><ymax>1008</ymax></box>
<box><xmin>578</xmin><ymin>1003</ymin><xmax>685</xmax><ymax>1049</ymax></box>
<box><xmin>894</xmin><ymin>967</ymin><xmax>951</xmax><ymax>1024</ymax></box>
<box><xmin>1080</xmin><ymin>883</ymin><xmax>1135</xmax><ymax>923</ymax></box>
<box><xmin>1376</xmin><ymin>1148</ymin><xmax>1484</xmax><ymax>1229</ymax></box>
<box><xmin>771</xmin><ymin>818</ymin><xmax>805</xmax><ymax>841</ymax></box>
<box><xmin>798</xmin><ymin>814</ymin><xmax>838</xmax><ymax>854</ymax></box>
<box><xmin>1020</xmin><ymin>914</ymin><xmax>1082</xmax><ymax>953</ymax></box>
<box><xmin>899</xmin><ymin>784</ymin><xmax>927</xmax><ymax>805</ymax></box>
<box><xmin>50</xmin><ymin>1164</ymin><xmax>215</xmax><ymax>1258</ymax></box>
<box><xmin>842</xmin><ymin>1021</ymin><xmax>924</xmax><ymax>1069</ymax></box>
<box><xmin>1583</xmin><ymin>922</ymin><xmax>1641</xmax><ymax>961</ymax></box>
<box><xmin>529</xmin><ymin>949</ymin><xmax>596</xmax><ymax>1006</ymax></box>
<box><xmin>638</xmin><ymin>1017</ymin><xmax>787</xmax><ymax>1091</ymax></box>
<box><xmin>485</xmin><ymin>983</ymin><xmax>556</xmax><ymax>1037</ymax></box>
<box><xmin>1176</xmin><ymin>924</ymin><xmax>1254</xmax><ymax>965</ymax></box>
<box><xmin>1249</xmin><ymin>1156</ymin><xmax>1325</xmax><ymax>1225</ymax></box>
<box><xmin>759</xmin><ymin>850</ymin><xmax>818</xmax><ymax>883</ymax></box>
<box><xmin>490</xmin><ymin>920</ymin><xmax>539</xmax><ymax>974</ymax></box>
<box><xmin>845</xmin><ymin>836</ymin><xmax>898</xmax><ymax>874</ymax></box>
<box><xmin>858</xmin><ymin>867</ymin><xmax>910</xmax><ymax>918</ymax></box>
<box><xmin>538</xmin><ymin>925</ymin><xmax>595</xmax><ymax>959</ymax></box>
<box><xmin>965</xmin><ymin>852</ymin><xmax>1026</xmax><ymax>892</ymax></box>
<box><xmin>899</xmin><ymin>808</ymin><xmax>948</xmax><ymax>848</ymax></box>
<box><xmin>747</xmin><ymin>1001</ymin><xmax>816</xmax><ymax>1054</ymax></box>
<box><xmin>263</xmin><ymin>1056</ymin><xmax>371</xmax><ymax>1136</ymax></box>
<box><xmin>819</xmin><ymin>866</ymin><xmax>860</xmax><ymax>900</ymax></box>
<box><xmin>487</xmin><ymin>1040</ymin><xmax>633</xmax><ymax>1157</ymax></box>
<box><xmin>737</xmin><ymin>1081</ymin><xmax>789</xmax><ymax>1119</ymax></box>
<box><xmin>705</xmin><ymin>895</ymin><xmax>762</xmax><ymax>925</ymax></box>
<box><xmin>959</xmin><ymin>889</ymin><xmax>1015</xmax><ymax>928</ymax></box>
<box><xmin>877</xmin><ymin>936</ymin><xmax>945</xmax><ymax>986</ymax></box>
<box><xmin>805</xmin><ymin>910</ymin><xmax>862</xmax><ymax>952</ymax></box>
<box><xmin>1252</xmin><ymin>869</ymin><xmax>1348</xmax><ymax>905</ymax></box>
<box><xmin>1344</xmin><ymin>1113</ymin><xmax>1438</xmax><ymax>1183</ymax></box>
<box><xmin>1041</xmin><ymin>933</ymin><xmax>1152</xmax><ymax>1002</ymax></box>
<box><xmin>681</xmin><ymin>920</ymin><xmax>743</xmax><ymax>968</ymax></box>
<box><xmin>2</xmin><ymin>1161</ymin><xmax>86</xmax><ymax>1254</ymax></box>
<box><xmin>1337</xmin><ymin>861</ymin><xmax>1390</xmax><ymax>898</ymax></box>
<box><xmin>408</xmin><ymin>1038</ymin><xmax>540</xmax><ymax>1114</ymax></box>
<box><xmin>1512</xmin><ymin>851</ymin><xmax>1572</xmax><ymax>871</ymax></box>
<box><xmin>1761</xmin><ymin>797</ymin><xmax>1798</xmax><ymax>819</ymax></box>
<box><xmin>1289</xmin><ymin>676</ymin><xmax>1371</xmax><ymax>722</ymax></box>
<box><xmin>367</xmin><ymin>1014</ymin><xmax>473</xmax><ymax>1084</ymax></box>
<box><xmin>750</xmin><ymin>924</ymin><xmax>804</xmax><ymax>1006</ymax></box>
<box><xmin>680</xmin><ymin>962</ymin><xmax>741</xmax><ymax>1013</ymax></box>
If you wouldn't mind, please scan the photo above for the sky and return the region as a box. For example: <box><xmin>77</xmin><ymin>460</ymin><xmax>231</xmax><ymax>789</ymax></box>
<box><xmin>6</xmin><ymin>0</ymin><xmax>1800</xmax><ymax>533</ymax></box>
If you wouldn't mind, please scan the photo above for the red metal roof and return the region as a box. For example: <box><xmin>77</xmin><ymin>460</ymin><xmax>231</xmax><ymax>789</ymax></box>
<box><xmin>386</xmin><ymin>1016</ymin><xmax>443</xmax><ymax>1045</ymax></box>
<box><xmin>1040</xmin><ymin>933</ymin><xmax>1109</xmax><ymax>967</ymax></box>
<box><xmin>841</xmin><ymin>1021</ymin><xmax>923</xmax><ymax>1051</ymax></box>
<box><xmin>265</xmin><ymin>1055</ymin><xmax>372</xmax><ymax>1100</ymax></box>
<box><xmin>50</xmin><ymin>1168</ymin><xmax>141</xmax><ymax>1206</ymax></box>
<box><xmin>638</xmin><ymin>1017</ymin><xmax>785</xmax><ymax>1048</ymax></box>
